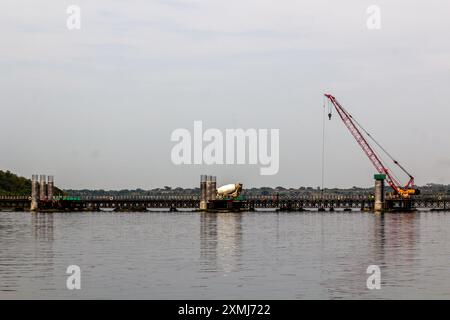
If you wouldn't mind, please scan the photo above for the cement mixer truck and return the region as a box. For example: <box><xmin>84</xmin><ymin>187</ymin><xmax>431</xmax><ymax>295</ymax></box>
<box><xmin>216</xmin><ymin>183</ymin><xmax>243</xmax><ymax>199</ymax></box>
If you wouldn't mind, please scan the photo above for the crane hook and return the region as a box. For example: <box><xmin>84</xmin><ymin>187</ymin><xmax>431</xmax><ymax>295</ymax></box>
<box><xmin>328</xmin><ymin>112</ymin><xmax>332</xmax><ymax>120</ymax></box>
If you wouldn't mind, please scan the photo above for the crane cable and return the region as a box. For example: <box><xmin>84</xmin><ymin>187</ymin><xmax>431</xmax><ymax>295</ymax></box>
<box><xmin>321</xmin><ymin>96</ymin><xmax>327</xmax><ymax>197</ymax></box>
<box><xmin>326</xmin><ymin>97</ymin><xmax>405</xmax><ymax>190</ymax></box>
<box><xmin>342</xmin><ymin>106</ymin><xmax>413</xmax><ymax>180</ymax></box>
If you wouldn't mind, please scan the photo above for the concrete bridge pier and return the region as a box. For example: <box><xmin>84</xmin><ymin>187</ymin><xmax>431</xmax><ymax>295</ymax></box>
<box><xmin>200</xmin><ymin>175</ymin><xmax>207</xmax><ymax>210</ymax></box>
<box><xmin>374</xmin><ymin>174</ymin><xmax>386</xmax><ymax>212</ymax></box>
<box><xmin>47</xmin><ymin>175</ymin><xmax>54</xmax><ymax>201</ymax></box>
<box><xmin>39</xmin><ymin>175</ymin><xmax>47</xmax><ymax>201</ymax></box>
<box><xmin>31</xmin><ymin>174</ymin><xmax>39</xmax><ymax>211</ymax></box>
<box><xmin>211</xmin><ymin>176</ymin><xmax>216</xmax><ymax>201</ymax></box>
<box><xmin>206</xmin><ymin>175</ymin><xmax>213</xmax><ymax>203</ymax></box>
<box><xmin>30</xmin><ymin>174</ymin><xmax>54</xmax><ymax>211</ymax></box>
<box><xmin>199</xmin><ymin>174</ymin><xmax>219</xmax><ymax>211</ymax></box>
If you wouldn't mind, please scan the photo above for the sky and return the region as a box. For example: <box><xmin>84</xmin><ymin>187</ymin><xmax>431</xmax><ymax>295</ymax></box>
<box><xmin>1</xmin><ymin>0</ymin><xmax>449</xmax><ymax>189</ymax></box>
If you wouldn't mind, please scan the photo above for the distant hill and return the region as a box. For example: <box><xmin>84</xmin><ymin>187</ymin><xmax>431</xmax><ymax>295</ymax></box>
<box><xmin>0</xmin><ymin>170</ymin><xmax>63</xmax><ymax>196</ymax></box>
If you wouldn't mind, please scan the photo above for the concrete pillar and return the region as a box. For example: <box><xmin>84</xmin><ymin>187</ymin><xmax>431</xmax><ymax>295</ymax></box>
<box><xmin>211</xmin><ymin>176</ymin><xmax>217</xmax><ymax>201</ymax></box>
<box><xmin>47</xmin><ymin>175</ymin><xmax>54</xmax><ymax>201</ymax></box>
<box><xmin>39</xmin><ymin>175</ymin><xmax>47</xmax><ymax>201</ymax></box>
<box><xmin>206</xmin><ymin>175</ymin><xmax>212</xmax><ymax>203</ymax></box>
<box><xmin>374</xmin><ymin>174</ymin><xmax>386</xmax><ymax>212</ymax></box>
<box><xmin>200</xmin><ymin>175</ymin><xmax>207</xmax><ymax>210</ymax></box>
<box><xmin>31</xmin><ymin>174</ymin><xmax>39</xmax><ymax>211</ymax></box>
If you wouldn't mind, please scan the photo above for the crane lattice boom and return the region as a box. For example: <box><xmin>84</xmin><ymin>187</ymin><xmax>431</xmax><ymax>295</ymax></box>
<box><xmin>324</xmin><ymin>94</ymin><xmax>417</xmax><ymax>197</ymax></box>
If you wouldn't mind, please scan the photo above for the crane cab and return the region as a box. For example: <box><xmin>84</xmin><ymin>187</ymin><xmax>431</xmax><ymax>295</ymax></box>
<box><xmin>397</xmin><ymin>188</ymin><xmax>420</xmax><ymax>198</ymax></box>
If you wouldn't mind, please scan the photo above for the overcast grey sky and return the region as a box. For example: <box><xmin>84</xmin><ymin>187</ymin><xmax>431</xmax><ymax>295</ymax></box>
<box><xmin>1</xmin><ymin>0</ymin><xmax>449</xmax><ymax>189</ymax></box>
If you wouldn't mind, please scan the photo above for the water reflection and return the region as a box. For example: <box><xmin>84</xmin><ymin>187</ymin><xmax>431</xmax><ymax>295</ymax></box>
<box><xmin>373</xmin><ymin>213</ymin><xmax>386</xmax><ymax>261</ymax></box>
<box><xmin>199</xmin><ymin>213</ymin><xmax>243</xmax><ymax>273</ymax></box>
<box><xmin>371</xmin><ymin>212</ymin><xmax>419</xmax><ymax>297</ymax></box>
<box><xmin>373</xmin><ymin>213</ymin><xmax>418</xmax><ymax>264</ymax></box>
<box><xmin>0</xmin><ymin>213</ymin><xmax>56</xmax><ymax>295</ymax></box>
<box><xmin>31</xmin><ymin>212</ymin><xmax>54</xmax><ymax>242</ymax></box>
<box><xmin>320</xmin><ymin>212</ymin><xmax>420</xmax><ymax>299</ymax></box>
<box><xmin>30</xmin><ymin>213</ymin><xmax>55</xmax><ymax>283</ymax></box>
<box><xmin>2</xmin><ymin>210</ymin><xmax>449</xmax><ymax>299</ymax></box>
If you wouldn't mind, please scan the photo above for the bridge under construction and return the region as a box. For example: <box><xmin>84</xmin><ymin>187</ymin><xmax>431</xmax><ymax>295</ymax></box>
<box><xmin>0</xmin><ymin>94</ymin><xmax>445</xmax><ymax>213</ymax></box>
<box><xmin>0</xmin><ymin>193</ymin><xmax>448</xmax><ymax>212</ymax></box>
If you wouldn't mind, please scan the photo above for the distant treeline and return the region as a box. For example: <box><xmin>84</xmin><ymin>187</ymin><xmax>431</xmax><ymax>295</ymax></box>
<box><xmin>63</xmin><ymin>186</ymin><xmax>375</xmax><ymax>197</ymax></box>
<box><xmin>64</xmin><ymin>184</ymin><xmax>450</xmax><ymax>197</ymax></box>
<box><xmin>2</xmin><ymin>169</ymin><xmax>449</xmax><ymax>197</ymax></box>
<box><xmin>0</xmin><ymin>170</ymin><xmax>63</xmax><ymax>196</ymax></box>
<box><xmin>0</xmin><ymin>170</ymin><xmax>31</xmax><ymax>196</ymax></box>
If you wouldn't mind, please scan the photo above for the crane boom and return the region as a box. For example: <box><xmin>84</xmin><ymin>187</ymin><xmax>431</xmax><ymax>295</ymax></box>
<box><xmin>324</xmin><ymin>94</ymin><xmax>417</xmax><ymax>197</ymax></box>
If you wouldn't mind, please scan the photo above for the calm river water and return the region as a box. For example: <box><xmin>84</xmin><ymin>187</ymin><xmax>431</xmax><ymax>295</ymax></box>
<box><xmin>1</xmin><ymin>210</ymin><xmax>449</xmax><ymax>299</ymax></box>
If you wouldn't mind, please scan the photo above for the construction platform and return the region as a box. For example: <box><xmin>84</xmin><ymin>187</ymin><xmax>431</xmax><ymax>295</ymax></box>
<box><xmin>203</xmin><ymin>199</ymin><xmax>248</xmax><ymax>213</ymax></box>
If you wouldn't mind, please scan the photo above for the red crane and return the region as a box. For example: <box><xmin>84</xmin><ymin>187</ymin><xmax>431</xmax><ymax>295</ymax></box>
<box><xmin>324</xmin><ymin>94</ymin><xmax>418</xmax><ymax>198</ymax></box>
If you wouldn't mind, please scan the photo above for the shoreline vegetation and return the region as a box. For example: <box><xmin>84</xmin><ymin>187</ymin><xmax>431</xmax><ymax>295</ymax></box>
<box><xmin>0</xmin><ymin>170</ymin><xmax>63</xmax><ymax>197</ymax></box>
<box><xmin>1</xmin><ymin>170</ymin><xmax>449</xmax><ymax>198</ymax></box>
